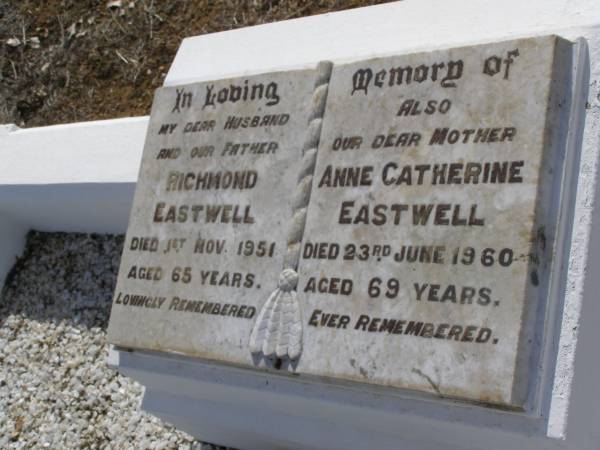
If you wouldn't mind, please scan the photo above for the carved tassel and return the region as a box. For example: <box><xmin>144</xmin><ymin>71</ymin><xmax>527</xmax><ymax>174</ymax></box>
<box><xmin>249</xmin><ymin>269</ymin><xmax>302</xmax><ymax>359</ymax></box>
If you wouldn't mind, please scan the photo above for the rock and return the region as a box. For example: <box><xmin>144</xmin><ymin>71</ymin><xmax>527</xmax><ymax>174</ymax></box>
<box><xmin>107</xmin><ymin>0</ymin><xmax>123</xmax><ymax>9</ymax></box>
<box><xmin>28</xmin><ymin>37</ymin><xmax>40</xmax><ymax>49</ymax></box>
<box><xmin>6</xmin><ymin>37</ymin><xmax>21</xmax><ymax>47</ymax></box>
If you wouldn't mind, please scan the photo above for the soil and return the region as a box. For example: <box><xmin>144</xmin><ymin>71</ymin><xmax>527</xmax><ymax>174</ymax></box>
<box><xmin>0</xmin><ymin>0</ymin><xmax>393</xmax><ymax>128</ymax></box>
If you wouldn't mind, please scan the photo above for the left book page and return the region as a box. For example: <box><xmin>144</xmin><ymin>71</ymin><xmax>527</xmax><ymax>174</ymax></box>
<box><xmin>107</xmin><ymin>68</ymin><xmax>322</xmax><ymax>366</ymax></box>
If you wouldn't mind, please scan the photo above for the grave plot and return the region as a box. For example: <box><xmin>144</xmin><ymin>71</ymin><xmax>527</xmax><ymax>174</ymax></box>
<box><xmin>2</xmin><ymin>2</ymin><xmax>600</xmax><ymax>449</ymax></box>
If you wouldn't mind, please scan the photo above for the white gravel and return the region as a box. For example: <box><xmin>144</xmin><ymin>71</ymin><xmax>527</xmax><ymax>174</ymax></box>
<box><xmin>0</xmin><ymin>231</ymin><xmax>230</xmax><ymax>450</ymax></box>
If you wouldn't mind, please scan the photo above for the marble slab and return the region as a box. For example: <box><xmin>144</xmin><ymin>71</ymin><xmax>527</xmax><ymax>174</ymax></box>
<box><xmin>108</xmin><ymin>36</ymin><xmax>572</xmax><ymax>409</ymax></box>
<box><xmin>296</xmin><ymin>35</ymin><xmax>571</xmax><ymax>408</ymax></box>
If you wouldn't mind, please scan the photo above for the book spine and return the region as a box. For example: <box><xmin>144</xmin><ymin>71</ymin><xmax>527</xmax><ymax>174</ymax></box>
<box><xmin>249</xmin><ymin>61</ymin><xmax>333</xmax><ymax>366</ymax></box>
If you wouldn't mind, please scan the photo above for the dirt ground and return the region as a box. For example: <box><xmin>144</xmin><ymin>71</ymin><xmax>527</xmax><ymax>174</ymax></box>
<box><xmin>0</xmin><ymin>0</ymin><xmax>392</xmax><ymax>128</ymax></box>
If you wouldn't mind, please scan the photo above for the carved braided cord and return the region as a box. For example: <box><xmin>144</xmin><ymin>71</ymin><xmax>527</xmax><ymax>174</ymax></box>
<box><xmin>284</xmin><ymin>61</ymin><xmax>333</xmax><ymax>271</ymax></box>
<box><xmin>249</xmin><ymin>62</ymin><xmax>333</xmax><ymax>360</ymax></box>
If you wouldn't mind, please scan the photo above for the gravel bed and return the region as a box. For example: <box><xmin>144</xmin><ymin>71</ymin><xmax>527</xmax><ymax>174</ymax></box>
<box><xmin>0</xmin><ymin>231</ymin><xmax>227</xmax><ymax>449</ymax></box>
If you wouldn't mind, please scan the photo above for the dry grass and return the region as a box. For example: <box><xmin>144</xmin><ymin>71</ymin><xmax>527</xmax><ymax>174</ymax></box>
<box><xmin>0</xmin><ymin>0</ymin><xmax>394</xmax><ymax>127</ymax></box>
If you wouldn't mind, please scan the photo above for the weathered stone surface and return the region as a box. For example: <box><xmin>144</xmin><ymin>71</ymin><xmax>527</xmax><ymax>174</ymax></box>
<box><xmin>107</xmin><ymin>68</ymin><xmax>320</xmax><ymax>365</ymax></box>
<box><xmin>297</xmin><ymin>35</ymin><xmax>571</xmax><ymax>408</ymax></box>
<box><xmin>108</xmin><ymin>36</ymin><xmax>572</xmax><ymax>409</ymax></box>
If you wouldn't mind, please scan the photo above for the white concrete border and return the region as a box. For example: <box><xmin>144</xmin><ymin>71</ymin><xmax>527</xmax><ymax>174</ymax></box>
<box><xmin>2</xmin><ymin>0</ymin><xmax>600</xmax><ymax>448</ymax></box>
<box><xmin>0</xmin><ymin>117</ymin><xmax>148</xmax><ymax>285</ymax></box>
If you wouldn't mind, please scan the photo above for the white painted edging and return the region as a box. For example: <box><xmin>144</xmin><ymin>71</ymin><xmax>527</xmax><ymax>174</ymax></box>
<box><xmin>1</xmin><ymin>0</ymin><xmax>600</xmax><ymax>448</ymax></box>
<box><xmin>0</xmin><ymin>117</ymin><xmax>148</xmax><ymax>286</ymax></box>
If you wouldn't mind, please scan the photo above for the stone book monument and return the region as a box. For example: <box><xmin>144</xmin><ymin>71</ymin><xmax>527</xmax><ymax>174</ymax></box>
<box><xmin>107</xmin><ymin>33</ymin><xmax>587</xmax><ymax>447</ymax></box>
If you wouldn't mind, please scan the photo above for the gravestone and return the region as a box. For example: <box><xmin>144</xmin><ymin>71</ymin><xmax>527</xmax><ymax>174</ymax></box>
<box><xmin>108</xmin><ymin>35</ymin><xmax>573</xmax><ymax>412</ymax></box>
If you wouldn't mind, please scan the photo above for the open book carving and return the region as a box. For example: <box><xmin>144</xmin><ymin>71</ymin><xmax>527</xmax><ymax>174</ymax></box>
<box><xmin>108</xmin><ymin>36</ymin><xmax>576</xmax><ymax>409</ymax></box>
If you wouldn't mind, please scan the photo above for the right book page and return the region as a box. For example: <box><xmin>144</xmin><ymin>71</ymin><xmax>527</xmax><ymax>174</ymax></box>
<box><xmin>295</xmin><ymin>35</ymin><xmax>572</xmax><ymax>409</ymax></box>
